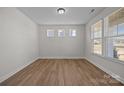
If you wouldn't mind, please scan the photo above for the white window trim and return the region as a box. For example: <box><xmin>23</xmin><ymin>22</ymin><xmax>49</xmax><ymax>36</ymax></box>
<box><xmin>91</xmin><ymin>20</ymin><xmax>103</xmax><ymax>56</ymax></box>
<box><xmin>93</xmin><ymin>52</ymin><xmax>124</xmax><ymax>65</ymax></box>
<box><xmin>47</xmin><ymin>29</ymin><xmax>55</xmax><ymax>37</ymax></box>
<box><xmin>58</xmin><ymin>29</ymin><xmax>65</xmax><ymax>37</ymax></box>
<box><xmin>69</xmin><ymin>29</ymin><xmax>77</xmax><ymax>37</ymax></box>
<box><xmin>90</xmin><ymin>8</ymin><xmax>124</xmax><ymax>64</ymax></box>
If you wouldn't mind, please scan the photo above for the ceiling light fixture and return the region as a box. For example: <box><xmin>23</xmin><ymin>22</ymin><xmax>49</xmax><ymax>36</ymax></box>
<box><xmin>57</xmin><ymin>8</ymin><xmax>65</xmax><ymax>14</ymax></box>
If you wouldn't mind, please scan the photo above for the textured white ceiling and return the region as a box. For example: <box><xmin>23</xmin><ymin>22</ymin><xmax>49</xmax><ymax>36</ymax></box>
<box><xmin>18</xmin><ymin>7</ymin><xmax>105</xmax><ymax>25</ymax></box>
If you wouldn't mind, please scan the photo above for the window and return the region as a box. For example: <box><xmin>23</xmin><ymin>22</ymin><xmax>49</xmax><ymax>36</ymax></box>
<box><xmin>58</xmin><ymin>29</ymin><xmax>65</xmax><ymax>37</ymax></box>
<box><xmin>91</xmin><ymin>20</ymin><xmax>103</xmax><ymax>55</ymax></box>
<box><xmin>69</xmin><ymin>29</ymin><xmax>76</xmax><ymax>37</ymax></box>
<box><xmin>90</xmin><ymin>8</ymin><xmax>124</xmax><ymax>62</ymax></box>
<box><xmin>105</xmin><ymin>8</ymin><xmax>124</xmax><ymax>61</ymax></box>
<box><xmin>47</xmin><ymin>29</ymin><xmax>54</xmax><ymax>37</ymax></box>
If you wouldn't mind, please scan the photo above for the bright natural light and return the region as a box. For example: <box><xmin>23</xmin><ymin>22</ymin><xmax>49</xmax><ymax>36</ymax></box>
<box><xmin>58</xmin><ymin>29</ymin><xmax>65</xmax><ymax>37</ymax></box>
<box><xmin>69</xmin><ymin>29</ymin><xmax>76</xmax><ymax>37</ymax></box>
<box><xmin>91</xmin><ymin>20</ymin><xmax>103</xmax><ymax>55</ymax></box>
<box><xmin>47</xmin><ymin>29</ymin><xmax>54</xmax><ymax>37</ymax></box>
<box><xmin>105</xmin><ymin>8</ymin><xmax>124</xmax><ymax>61</ymax></box>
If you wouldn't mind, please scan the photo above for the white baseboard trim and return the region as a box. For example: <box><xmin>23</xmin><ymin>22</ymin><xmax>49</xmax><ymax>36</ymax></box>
<box><xmin>40</xmin><ymin>57</ymin><xmax>84</xmax><ymax>59</ymax></box>
<box><xmin>84</xmin><ymin>57</ymin><xmax>124</xmax><ymax>84</ymax></box>
<box><xmin>0</xmin><ymin>57</ymin><xmax>39</xmax><ymax>83</ymax></box>
<box><xmin>1</xmin><ymin>57</ymin><xmax>123</xmax><ymax>84</ymax></box>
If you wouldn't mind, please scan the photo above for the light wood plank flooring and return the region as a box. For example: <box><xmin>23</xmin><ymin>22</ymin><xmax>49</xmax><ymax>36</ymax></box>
<box><xmin>1</xmin><ymin>59</ymin><xmax>123</xmax><ymax>86</ymax></box>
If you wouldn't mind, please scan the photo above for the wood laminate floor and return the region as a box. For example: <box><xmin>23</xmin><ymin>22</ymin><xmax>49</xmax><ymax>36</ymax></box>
<box><xmin>1</xmin><ymin>59</ymin><xmax>123</xmax><ymax>86</ymax></box>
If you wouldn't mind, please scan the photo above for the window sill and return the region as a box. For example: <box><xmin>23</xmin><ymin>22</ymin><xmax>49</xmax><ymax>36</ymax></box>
<box><xmin>92</xmin><ymin>53</ymin><xmax>124</xmax><ymax>65</ymax></box>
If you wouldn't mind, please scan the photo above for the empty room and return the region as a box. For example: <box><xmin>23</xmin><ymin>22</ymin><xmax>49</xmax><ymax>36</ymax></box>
<box><xmin>0</xmin><ymin>7</ymin><xmax>124</xmax><ymax>86</ymax></box>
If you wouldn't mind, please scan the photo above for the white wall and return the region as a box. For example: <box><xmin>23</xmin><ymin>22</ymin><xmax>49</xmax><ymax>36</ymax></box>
<box><xmin>1</xmin><ymin>7</ymin><xmax>123</xmax><ymax>84</ymax></box>
<box><xmin>0</xmin><ymin>8</ymin><xmax>39</xmax><ymax>82</ymax></box>
<box><xmin>85</xmin><ymin>7</ymin><xmax>124</xmax><ymax>84</ymax></box>
<box><xmin>39</xmin><ymin>25</ymin><xmax>84</xmax><ymax>59</ymax></box>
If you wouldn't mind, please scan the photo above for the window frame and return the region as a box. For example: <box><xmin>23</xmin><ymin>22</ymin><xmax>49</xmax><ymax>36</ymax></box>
<box><xmin>104</xmin><ymin>8</ymin><xmax>124</xmax><ymax>62</ymax></box>
<box><xmin>91</xmin><ymin>20</ymin><xmax>104</xmax><ymax>56</ymax></box>
<box><xmin>58</xmin><ymin>29</ymin><xmax>65</xmax><ymax>37</ymax></box>
<box><xmin>69</xmin><ymin>29</ymin><xmax>77</xmax><ymax>37</ymax></box>
<box><xmin>46</xmin><ymin>29</ymin><xmax>55</xmax><ymax>37</ymax></box>
<box><xmin>90</xmin><ymin>8</ymin><xmax>124</xmax><ymax>63</ymax></box>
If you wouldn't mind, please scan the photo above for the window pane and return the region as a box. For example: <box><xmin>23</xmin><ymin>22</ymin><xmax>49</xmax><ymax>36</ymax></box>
<box><xmin>118</xmin><ymin>23</ymin><xmax>124</xmax><ymax>35</ymax></box>
<box><xmin>93</xmin><ymin>20</ymin><xmax>102</xmax><ymax>38</ymax></box>
<box><xmin>108</xmin><ymin>25</ymin><xmax>118</xmax><ymax>36</ymax></box>
<box><xmin>72</xmin><ymin>30</ymin><xmax>76</xmax><ymax>37</ymax></box>
<box><xmin>106</xmin><ymin>8</ymin><xmax>124</xmax><ymax>36</ymax></box>
<box><xmin>69</xmin><ymin>29</ymin><xmax>76</xmax><ymax>37</ymax></box>
<box><xmin>107</xmin><ymin>36</ymin><xmax>124</xmax><ymax>61</ymax></box>
<box><xmin>58</xmin><ymin>29</ymin><xmax>65</xmax><ymax>37</ymax></box>
<box><xmin>47</xmin><ymin>29</ymin><xmax>54</xmax><ymax>37</ymax></box>
<box><xmin>93</xmin><ymin>39</ymin><xmax>102</xmax><ymax>55</ymax></box>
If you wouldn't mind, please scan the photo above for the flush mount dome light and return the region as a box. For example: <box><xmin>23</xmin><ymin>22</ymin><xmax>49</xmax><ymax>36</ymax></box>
<box><xmin>57</xmin><ymin>8</ymin><xmax>65</xmax><ymax>14</ymax></box>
